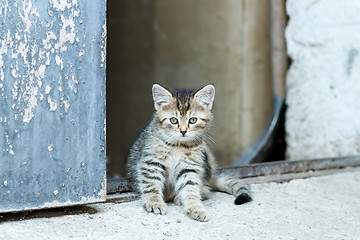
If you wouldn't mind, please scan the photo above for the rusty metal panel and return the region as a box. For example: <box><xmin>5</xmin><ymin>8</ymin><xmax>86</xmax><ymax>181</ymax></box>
<box><xmin>106</xmin><ymin>157</ymin><xmax>360</xmax><ymax>203</ymax></box>
<box><xmin>0</xmin><ymin>0</ymin><xmax>106</xmax><ymax>213</ymax></box>
<box><xmin>107</xmin><ymin>156</ymin><xmax>360</xmax><ymax>194</ymax></box>
<box><xmin>220</xmin><ymin>156</ymin><xmax>360</xmax><ymax>179</ymax></box>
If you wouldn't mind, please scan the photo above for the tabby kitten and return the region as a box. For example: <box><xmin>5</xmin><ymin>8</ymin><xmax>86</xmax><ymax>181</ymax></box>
<box><xmin>127</xmin><ymin>84</ymin><xmax>251</xmax><ymax>222</ymax></box>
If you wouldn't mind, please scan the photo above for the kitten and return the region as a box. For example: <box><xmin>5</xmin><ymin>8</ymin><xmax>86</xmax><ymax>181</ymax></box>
<box><xmin>127</xmin><ymin>84</ymin><xmax>252</xmax><ymax>222</ymax></box>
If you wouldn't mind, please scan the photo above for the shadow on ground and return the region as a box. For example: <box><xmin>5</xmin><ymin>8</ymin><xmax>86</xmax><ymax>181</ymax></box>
<box><xmin>0</xmin><ymin>205</ymin><xmax>98</xmax><ymax>223</ymax></box>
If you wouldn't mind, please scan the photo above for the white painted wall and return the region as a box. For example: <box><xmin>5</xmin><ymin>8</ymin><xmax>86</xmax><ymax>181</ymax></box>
<box><xmin>285</xmin><ymin>0</ymin><xmax>360</xmax><ymax>160</ymax></box>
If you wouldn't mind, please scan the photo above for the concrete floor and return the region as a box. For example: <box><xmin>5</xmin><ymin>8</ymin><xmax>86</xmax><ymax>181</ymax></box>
<box><xmin>1</xmin><ymin>169</ymin><xmax>359</xmax><ymax>240</ymax></box>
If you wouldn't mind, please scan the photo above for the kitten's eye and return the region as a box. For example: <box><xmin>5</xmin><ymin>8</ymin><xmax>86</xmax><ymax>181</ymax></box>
<box><xmin>169</xmin><ymin>117</ymin><xmax>178</xmax><ymax>125</ymax></box>
<box><xmin>189</xmin><ymin>117</ymin><xmax>197</xmax><ymax>124</ymax></box>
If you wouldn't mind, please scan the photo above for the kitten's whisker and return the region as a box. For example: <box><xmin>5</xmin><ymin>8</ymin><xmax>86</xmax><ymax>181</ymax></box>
<box><xmin>202</xmin><ymin>133</ymin><xmax>216</xmax><ymax>145</ymax></box>
<box><xmin>194</xmin><ymin>135</ymin><xmax>203</xmax><ymax>145</ymax></box>
<box><xmin>162</xmin><ymin>131</ymin><xmax>176</xmax><ymax>145</ymax></box>
<box><xmin>205</xmin><ymin>130</ymin><xmax>216</xmax><ymax>138</ymax></box>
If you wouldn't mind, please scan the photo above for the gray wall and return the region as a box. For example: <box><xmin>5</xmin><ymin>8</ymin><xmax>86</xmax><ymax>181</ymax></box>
<box><xmin>107</xmin><ymin>0</ymin><xmax>272</xmax><ymax>176</ymax></box>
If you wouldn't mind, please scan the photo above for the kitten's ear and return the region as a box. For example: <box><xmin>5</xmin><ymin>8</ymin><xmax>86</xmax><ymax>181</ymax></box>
<box><xmin>152</xmin><ymin>84</ymin><xmax>173</xmax><ymax>110</ymax></box>
<box><xmin>194</xmin><ymin>84</ymin><xmax>215</xmax><ymax>110</ymax></box>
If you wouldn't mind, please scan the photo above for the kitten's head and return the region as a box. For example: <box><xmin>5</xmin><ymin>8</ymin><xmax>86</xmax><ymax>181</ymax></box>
<box><xmin>152</xmin><ymin>83</ymin><xmax>215</xmax><ymax>147</ymax></box>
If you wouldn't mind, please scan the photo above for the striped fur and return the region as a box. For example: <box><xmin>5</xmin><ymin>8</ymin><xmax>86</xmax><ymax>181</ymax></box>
<box><xmin>127</xmin><ymin>84</ymin><xmax>252</xmax><ymax>222</ymax></box>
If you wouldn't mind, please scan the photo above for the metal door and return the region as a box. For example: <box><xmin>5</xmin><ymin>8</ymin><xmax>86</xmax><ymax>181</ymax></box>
<box><xmin>0</xmin><ymin>0</ymin><xmax>106</xmax><ymax>213</ymax></box>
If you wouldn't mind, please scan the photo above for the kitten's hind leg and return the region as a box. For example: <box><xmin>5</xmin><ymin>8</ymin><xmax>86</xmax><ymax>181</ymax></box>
<box><xmin>173</xmin><ymin>195</ymin><xmax>181</xmax><ymax>206</ymax></box>
<box><xmin>200</xmin><ymin>185</ymin><xmax>212</xmax><ymax>201</ymax></box>
<box><xmin>214</xmin><ymin>172</ymin><xmax>252</xmax><ymax>205</ymax></box>
<box><xmin>173</xmin><ymin>185</ymin><xmax>209</xmax><ymax>206</ymax></box>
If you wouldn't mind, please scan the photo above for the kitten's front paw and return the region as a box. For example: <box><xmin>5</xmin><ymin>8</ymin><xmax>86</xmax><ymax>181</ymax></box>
<box><xmin>144</xmin><ymin>202</ymin><xmax>167</xmax><ymax>215</ymax></box>
<box><xmin>186</xmin><ymin>208</ymin><xmax>209</xmax><ymax>222</ymax></box>
<box><xmin>173</xmin><ymin>196</ymin><xmax>182</xmax><ymax>206</ymax></box>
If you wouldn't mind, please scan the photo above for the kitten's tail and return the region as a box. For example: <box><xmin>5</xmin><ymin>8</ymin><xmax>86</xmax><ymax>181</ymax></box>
<box><xmin>213</xmin><ymin>172</ymin><xmax>252</xmax><ymax>205</ymax></box>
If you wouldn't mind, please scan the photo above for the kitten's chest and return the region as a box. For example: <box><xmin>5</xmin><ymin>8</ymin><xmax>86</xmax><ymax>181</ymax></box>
<box><xmin>164</xmin><ymin>148</ymin><xmax>202</xmax><ymax>183</ymax></box>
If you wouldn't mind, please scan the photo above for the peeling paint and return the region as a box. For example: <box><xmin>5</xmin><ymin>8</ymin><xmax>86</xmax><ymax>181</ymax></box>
<box><xmin>57</xmin><ymin>15</ymin><xmax>76</xmax><ymax>52</ymax></box>
<box><xmin>41</xmin><ymin>192</ymin><xmax>106</xmax><ymax>209</ymax></box>
<box><xmin>22</xmin><ymin>87</ymin><xmax>38</xmax><ymax>123</ymax></box>
<box><xmin>47</xmin><ymin>97</ymin><xmax>57</xmax><ymax>111</ymax></box>
<box><xmin>35</xmin><ymin>64</ymin><xmax>46</xmax><ymax>79</ymax></box>
<box><xmin>9</xmin><ymin>149</ymin><xmax>14</xmax><ymax>156</ymax></box>
<box><xmin>50</xmin><ymin>0</ymin><xmax>75</xmax><ymax>12</ymax></box>
<box><xmin>18</xmin><ymin>0</ymin><xmax>37</xmax><ymax>33</ymax></box>
<box><xmin>77</xmin><ymin>50</ymin><xmax>85</xmax><ymax>57</ymax></box>
<box><xmin>1</xmin><ymin>0</ymin><xmax>106</xmax><ymax>213</ymax></box>
<box><xmin>55</xmin><ymin>55</ymin><xmax>64</xmax><ymax>70</ymax></box>
<box><xmin>63</xmin><ymin>100</ymin><xmax>70</xmax><ymax>113</ymax></box>
<box><xmin>4</xmin><ymin>135</ymin><xmax>15</xmax><ymax>156</ymax></box>
<box><xmin>45</xmin><ymin>85</ymin><xmax>51</xmax><ymax>95</ymax></box>
<box><xmin>48</xmin><ymin>144</ymin><xmax>54</xmax><ymax>152</ymax></box>
<box><xmin>72</xmin><ymin>75</ymin><xmax>78</xmax><ymax>84</ymax></box>
<box><xmin>42</xmin><ymin>31</ymin><xmax>57</xmax><ymax>50</ymax></box>
<box><xmin>101</xmin><ymin>23</ymin><xmax>107</xmax><ymax>65</ymax></box>
<box><xmin>0</xmin><ymin>0</ymin><xmax>83</xmax><ymax>123</ymax></box>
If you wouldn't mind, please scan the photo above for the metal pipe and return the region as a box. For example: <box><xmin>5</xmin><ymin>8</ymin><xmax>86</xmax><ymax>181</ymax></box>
<box><xmin>270</xmin><ymin>0</ymin><xmax>287</xmax><ymax>98</ymax></box>
<box><xmin>234</xmin><ymin>0</ymin><xmax>288</xmax><ymax>165</ymax></box>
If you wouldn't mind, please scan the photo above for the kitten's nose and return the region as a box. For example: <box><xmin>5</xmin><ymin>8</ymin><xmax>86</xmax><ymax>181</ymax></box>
<box><xmin>180</xmin><ymin>130</ymin><xmax>187</xmax><ymax>136</ymax></box>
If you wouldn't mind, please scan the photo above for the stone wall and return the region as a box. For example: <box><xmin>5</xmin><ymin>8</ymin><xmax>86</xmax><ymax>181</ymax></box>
<box><xmin>285</xmin><ymin>0</ymin><xmax>360</xmax><ymax>159</ymax></box>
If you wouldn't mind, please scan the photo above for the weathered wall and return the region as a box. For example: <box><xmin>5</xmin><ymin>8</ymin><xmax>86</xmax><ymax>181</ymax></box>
<box><xmin>285</xmin><ymin>0</ymin><xmax>360</xmax><ymax>159</ymax></box>
<box><xmin>107</xmin><ymin>0</ymin><xmax>273</xmax><ymax>175</ymax></box>
<box><xmin>0</xmin><ymin>0</ymin><xmax>106</xmax><ymax>212</ymax></box>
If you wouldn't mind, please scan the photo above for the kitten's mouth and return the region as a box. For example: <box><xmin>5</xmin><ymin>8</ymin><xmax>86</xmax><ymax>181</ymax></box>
<box><xmin>177</xmin><ymin>133</ymin><xmax>189</xmax><ymax>140</ymax></box>
<box><xmin>180</xmin><ymin>132</ymin><xmax>191</xmax><ymax>139</ymax></box>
